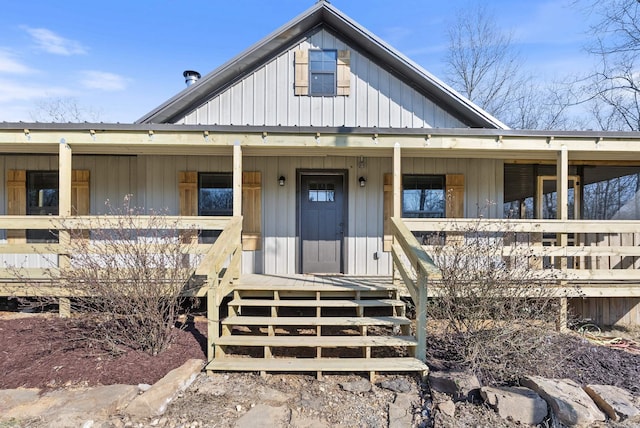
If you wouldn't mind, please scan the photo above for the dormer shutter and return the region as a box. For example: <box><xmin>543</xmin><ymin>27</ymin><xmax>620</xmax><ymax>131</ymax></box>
<box><xmin>294</xmin><ymin>50</ymin><xmax>309</xmax><ymax>96</ymax></box>
<box><xmin>337</xmin><ymin>50</ymin><xmax>351</xmax><ymax>96</ymax></box>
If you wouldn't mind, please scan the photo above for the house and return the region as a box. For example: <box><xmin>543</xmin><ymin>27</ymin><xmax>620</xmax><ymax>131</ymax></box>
<box><xmin>1</xmin><ymin>1</ymin><xmax>640</xmax><ymax>376</ymax></box>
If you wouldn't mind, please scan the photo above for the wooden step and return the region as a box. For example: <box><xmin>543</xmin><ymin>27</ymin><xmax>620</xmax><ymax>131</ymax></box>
<box><xmin>228</xmin><ymin>298</ymin><xmax>404</xmax><ymax>308</ymax></box>
<box><xmin>234</xmin><ymin>283</ymin><xmax>395</xmax><ymax>293</ymax></box>
<box><xmin>222</xmin><ymin>316</ymin><xmax>410</xmax><ymax>327</ymax></box>
<box><xmin>215</xmin><ymin>335</ymin><xmax>417</xmax><ymax>347</ymax></box>
<box><xmin>206</xmin><ymin>357</ymin><xmax>429</xmax><ymax>374</ymax></box>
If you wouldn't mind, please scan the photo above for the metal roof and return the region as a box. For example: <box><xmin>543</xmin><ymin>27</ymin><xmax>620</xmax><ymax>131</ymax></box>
<box><xmin>134</xmin><ymin>1</ymin><xmax>509</xmax><ymax>129</ymax></box>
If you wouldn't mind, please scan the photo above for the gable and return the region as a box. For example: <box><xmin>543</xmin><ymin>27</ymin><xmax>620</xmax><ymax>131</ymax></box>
<box><xmin>176</xmin><ymin>28</ymin><xmax>465</xmax><ymax>128</ymax></box>
<box><xmin>137</xmin><ymin>1</ymin><xmax>506</xmax><ymax>129</ymax></box>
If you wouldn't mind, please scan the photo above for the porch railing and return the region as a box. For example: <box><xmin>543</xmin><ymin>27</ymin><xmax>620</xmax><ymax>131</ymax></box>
<box><xmin>0</xmin><ymin>215</ymin><xmax>242</xmax><ymax>300</ymax></box>
<box><xmin>402</xmin><ymin>218</ymin><xmax>640</xmax><ymax>297</ymax></box>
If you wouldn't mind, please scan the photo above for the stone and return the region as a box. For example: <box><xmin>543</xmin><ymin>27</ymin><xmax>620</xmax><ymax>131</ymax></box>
<box><xmin>233</xmin><ymin>404</ymin><xmax>289</xmax><ymax>428</ymax></box>
<box><xmin>125</xmin><ymin>359</ymin><xmax>204</xmax><ymax>418</ymax></box>
<box><xmin>481</xmin><ymin>386</ymin><xmax>547</xmax><ymax>425</ymax></box>
<box><xmin>379</xmin><ymin>378</ymin><xmax>412</xmax><ymax>393</ymax></box>
<box><xmin>388</xmin><ymin>392</ymin><xmax>417</xmax><ymax>428</ymax></box>
<box><xmin>255</xmin><ymin>385</ymin><xmax>294</xmax><ymax>403</ymax></box>
<box><xmin>339</xmin><ymin>379</ymin><xmax>371</xmax><ymax>393</ymax></box>
<box><xmin>2</xmin><ymin>385</ymin><xmax>138</xmax><ymax>422</ymax></box>
<box><xmin>437</xmin><ymin>399</ymin><xmax>456</xmax><ymax>417</ymax></box>
<box><xmin>428</xmin><ymin>370</ymin><xmax>481</xmax><ymax>401</ymax></box>
<box><xmin>584</xmin><ymin>384</ymin><xmax>640</xmax><ymax>422</ymax></box>
<box><xmin>522</xmin><ymin>376</ymin><xmax>605</xmax><ymax>426</ymax></box>
<box><xmin>0</xmin><ymin>388</ymin><xmax>41</xmax><ymax>419</ymax></box>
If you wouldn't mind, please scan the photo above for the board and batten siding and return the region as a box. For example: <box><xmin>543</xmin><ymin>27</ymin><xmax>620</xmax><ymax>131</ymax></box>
<box><xmin>177</xmin><ymin>28</ymin><xmax>465</xmax><ymax>129</ymax></box>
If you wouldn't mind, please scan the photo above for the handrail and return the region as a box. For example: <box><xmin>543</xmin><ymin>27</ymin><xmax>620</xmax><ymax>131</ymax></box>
<box><xmin>390</xmin><ymin>217</ymin><xmax>437</xmax><ymax>362</ymax></box>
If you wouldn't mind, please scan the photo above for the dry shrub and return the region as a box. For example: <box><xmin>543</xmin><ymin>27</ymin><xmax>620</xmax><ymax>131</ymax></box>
<box><xmin>423</xmin><ymin>216</ymin><xmax>565</xmax><ymax>384</ymax></box>
<box><xmin>22</xmin><ymin>196</ymin><xmax>200</xmax><ymax>356</ymax></box>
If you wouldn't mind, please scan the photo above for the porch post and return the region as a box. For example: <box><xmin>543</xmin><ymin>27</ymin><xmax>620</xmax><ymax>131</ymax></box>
<box><xmin>233</xmin><ymin>142</ymin><xmax>242</xmax><ymax>217</ymax></box>
<box><xmin>392</xmin><ymin>143</ymin><xmax>402</xmax><ymax>284</ymax></box>
<box><xmin>393</xmin><ymin>143</ymin><xmax>401</xmax><ymax>218</ymax></box>
<box><xmin>58</xmin><ymin>140</ymin><xmax>72</xmax><ymax>317</ymax></box>
<box><xmin>556</xmin><ymin>145</ymin><xmax>569</xmax><ymax>330</ymax></box>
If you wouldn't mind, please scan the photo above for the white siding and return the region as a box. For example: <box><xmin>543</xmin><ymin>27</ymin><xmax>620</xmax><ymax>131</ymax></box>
<box><xmin>179</xmin><ymin>28</ymin><xmax>465</xmax><ymax>129</ymax></box>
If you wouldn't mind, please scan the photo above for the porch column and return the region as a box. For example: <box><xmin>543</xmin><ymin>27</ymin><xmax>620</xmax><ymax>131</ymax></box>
<box><xmin>233</xmin><ymin>142</ymin><xmax>242</xmax><ymax>216</ymax></box>
<box><xmin>556</xmin><ymin>145</ymin><xmax>569</xmax><ymax>330</ymax></box>
<box><xmin>58</xmin><ymin>140</ymin><xmax>72</xmax><ymax>317</ymax></box>
<box><xmin>393</xmin><ymin>143</ymin><xmax>401</xmax><ymax>217</ymax></box>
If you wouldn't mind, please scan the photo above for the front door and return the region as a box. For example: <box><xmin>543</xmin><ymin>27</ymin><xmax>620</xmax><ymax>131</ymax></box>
<box><xmin>299</xmin><ymin>173</ymin><xmax>345</xmax><ymax>273</ymax></box>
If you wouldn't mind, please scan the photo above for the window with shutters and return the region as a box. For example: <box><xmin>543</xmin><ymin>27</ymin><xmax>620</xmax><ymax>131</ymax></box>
<box><xmin>27</xmin><ymin>171</ymin><xmax>59</xmax><ymax>242</ymax></box>
<box><xmin>402</xmin><ymin>175</ymin><xmax>445</xmax><ymax>218</ymax></box>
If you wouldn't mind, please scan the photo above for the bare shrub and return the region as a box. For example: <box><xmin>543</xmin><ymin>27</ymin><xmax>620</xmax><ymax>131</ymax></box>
<box><xmin>423</xmin><ymin>214</ymin><xmax>565</xmax><ymax>383</ymax></box>
<box><xmin>21</xmin><ymin>196</ymin><xmax>200</xmax><ymax>356</ymax></box>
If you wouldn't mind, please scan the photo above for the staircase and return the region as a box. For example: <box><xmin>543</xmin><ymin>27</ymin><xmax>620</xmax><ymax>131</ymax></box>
<box><xmin>205</xmin><ymin>275</ymin><xmax>428</xmax><ymax>379</ymax></box>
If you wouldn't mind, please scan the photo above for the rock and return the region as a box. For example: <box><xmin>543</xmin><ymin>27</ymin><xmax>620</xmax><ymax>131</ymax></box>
<box><xmin>379</xmin><ymin>378</ymin><xmax>412</xmax><ymax>393</ymax></box>
<box><xmin>481</xmin><ymin>386</ymin><xmax>547</xmax><ymax>425</ymax></box>
<box><xmin>428</xmin><ymin>370</ymin><xmax>480</xmax><ymax>401</ymax></box>
<box><xmin>584</xmin><ymin>384</ymin><xmax>640</xmax><ymax>422</ymax></box>
<box><xmin>522</xmin><ymin>376</ymin><xmax>605</xmax><ymax>426</ymax></box>
<box><xmin>0</xmin><ymin>388</ymin><xmax>41</xmax><ymax>418</ymax></box>
<box><xmin>233</xmin><ymin>404</ymin><xmax>289</xmax><ymax>428</ymax></box>
<box><xmin>138</xmin><ymin>383</ymin><xmax>152</xmax><ymax>392</ymax></box>
<box><xmin>125</xmin><ymin>359</ymin><xmax>204</xmax><ymax>418</ymax></box>
<box><xmin>255</xmin><ymin>385</ymin><xmax>293</xmax><ymax>403</ymax></box>
<box><xmin>437</xmin><ymin>399</ymin><xmax>456</xmax><ymax>417</ymax></box>
<box><xmin>2</xmin><ymin>385</ymin><xmax>138</xmax><ymax>423</ymax></box>
<box><xmin>339</xmin><ymin>379</ymin><xmax>371</xmax><ymax>393</ymax></box>
<box><xmin>388</xmin><ymin>392</ymin><xmax>417</xmax><ymax>428</ymax></box>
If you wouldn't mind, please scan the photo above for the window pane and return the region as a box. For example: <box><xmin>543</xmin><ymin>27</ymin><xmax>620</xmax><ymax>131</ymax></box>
<box><xmin>198</xmin><ymin>173</ymin><xmax>233</xmax><ymax>216</ymax></box>
<box><xmin>310</xmin><ymin>73</ymin><xmax>335</xmax><ymax>95</ymax></box>
<box><xmin>402</xmin><ymin>175</ymin><xmax>445</xmax><ymax>218</ymax></box>
<box><xmin>309</xmin><ymin>182</ymin><xmax>335</xmax><ymax>202</ymax></box>
<box><xmin>27</xmin><ymin>171</ymin><xmax>59</xmax><ymax>243</ymax></box>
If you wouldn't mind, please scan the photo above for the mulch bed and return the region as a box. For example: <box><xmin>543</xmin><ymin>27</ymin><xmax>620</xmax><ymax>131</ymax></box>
<box><xmin>0</xmin><ymin>315</ymin><xmax>207</xmax><ymax>389</ymax></box>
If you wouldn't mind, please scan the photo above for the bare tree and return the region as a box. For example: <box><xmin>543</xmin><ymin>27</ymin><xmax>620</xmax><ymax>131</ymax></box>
<box><xmin>444</xmin><ymin>4</ymin><xmax>580</xmax><ymax>130</ymax></box>
<box><xmin>30</xmin><ymin>96</ymin><xmax>102</xmax><ymax>123</ymax></box>
<box><xmin>580</xmin><ymin>0</ymin><xmax>640</xmax><ymax>130</ymax></box>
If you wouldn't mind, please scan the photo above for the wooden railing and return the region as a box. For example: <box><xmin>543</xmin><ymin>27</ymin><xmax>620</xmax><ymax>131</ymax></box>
<box><xmin>390</xmin><ymin>217</ymin><xmax>439</xmax><ymax>362</ymax></box>
<box><xmin>402</xmin><ymin>218</ymin><xmax>640</xmax><ymax>297</ymax></box>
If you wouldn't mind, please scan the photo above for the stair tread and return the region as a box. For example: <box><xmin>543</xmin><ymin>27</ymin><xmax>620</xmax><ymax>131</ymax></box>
<box><xmin>228</xmin><ymin>298</ymin><xmax>404</xmax><ymax>307</ymax></box>
<box><xmin>216</xmin><ymin>335</ymin><xmax>417</xmax><ymax>347</ymax></box>
<box><xmin>206</xmin><ymin>357</ymin><xmax>428</xmax><ymax>372</ymax></box>
<box><xmin>222</xmin><ymin>316</ymin><xmax>411</xmax><ymax>326</ymax></box>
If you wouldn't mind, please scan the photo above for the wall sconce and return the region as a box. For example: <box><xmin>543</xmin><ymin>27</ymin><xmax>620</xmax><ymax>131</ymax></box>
<box><xmin>279</xmin><ymin>176</ymin><xmax>286</xmax><ymax>186</ymax></box>
<box><xmin>359</xmin><ymin>176</ymin><xmax>366</xmax><ymax>187</ymax></box>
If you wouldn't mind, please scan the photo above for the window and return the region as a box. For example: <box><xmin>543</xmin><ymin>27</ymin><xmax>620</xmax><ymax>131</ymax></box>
<box><xmin>309</xmin><ymin>49</ymin><xmax>337</xmax><ymax>96</ymax></box>
<box><xmin>308</xmin><ymin>182</ymin><xmax>335</xmax><ymax>202</ymax></box>
<box><xmin>402</xmin><ymin>175</ymin><xmax>445</xmax><ymax>218</ymax></box>
<box><xmin>199</xmin><ymin>173</ymin><xmax>233</xmax><ymax>243</ymax></box>
<box><xmin>27</xmin><ymin>171</ymin><xmax>59</xmax><ymax>242</ymax></box>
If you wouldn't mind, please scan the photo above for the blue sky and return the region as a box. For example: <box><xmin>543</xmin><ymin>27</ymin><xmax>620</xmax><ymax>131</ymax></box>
<box><xmin>0</xmin><ymin>0</ymin><xmax>595</xmax><ymax>123</ymax></box>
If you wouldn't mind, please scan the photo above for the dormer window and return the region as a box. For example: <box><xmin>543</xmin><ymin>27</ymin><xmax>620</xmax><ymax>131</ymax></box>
<box><xmin>295</xmin><ymin>49</ymin><xmax>350</xmax><ymax>96</ymax></box>
<box><xmin>309</xmin><ymin>50</ymin><xmax>337</xmax><ymax>96</ymax></box>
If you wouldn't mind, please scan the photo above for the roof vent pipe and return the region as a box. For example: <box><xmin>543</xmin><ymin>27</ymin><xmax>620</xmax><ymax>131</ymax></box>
<box><xmin>183</xmin><ymin>70</ymin><xmax>201</xmax><ymax>87</ymax></box>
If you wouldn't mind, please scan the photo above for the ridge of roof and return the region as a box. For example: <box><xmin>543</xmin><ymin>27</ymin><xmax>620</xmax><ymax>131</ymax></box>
<box><xmin>135</xmin><ymin>2</ymin><xmax>508</xmax><ymax>130</ymax></box>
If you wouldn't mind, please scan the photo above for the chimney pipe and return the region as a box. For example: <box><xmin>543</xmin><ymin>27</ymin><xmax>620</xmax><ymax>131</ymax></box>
<box><xmin>183</xmin><ymin>70</ymin><xmax>201</xmax><ymax>87</ymax></box>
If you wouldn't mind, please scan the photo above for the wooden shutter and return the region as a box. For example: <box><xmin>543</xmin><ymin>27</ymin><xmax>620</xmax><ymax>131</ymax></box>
<box><xmin>337</xmin><ymin>50</ymin><xmax>351</xmax><ymax>96</ymax></box>
<box><xmin>242</xmin><ymin>171</ymin><xmax>261</xmax><ymax>250</ymax></box>
<box><xmin>179</xmin><ymin>171</ymin><xmax>198</xmax><ymax>244</ymax></box>
<box><xmin>446</xmin><ymin>174</ymin><xmax>464</xmax><ymax>218</ymax></box>
<box><xmin>179</xmin><ymin>171</ymin><xmax>198</xmax><ymax>216</ymax></box>
<box><xmin>71</xmin><ymin>170</ymin><xmax>90</xmax><ymax>215</ymax></box>
<box><xmin>294</xmin><ymin>50</ymin><xmax>309</xmax><ymax>96</ymax></box>
<box><xmin>383</xmin><ymin>173</ymin><xmax>393</xmax><ymax>252</ymax></box>
<box><xmin>7</xmin><ymin>170</ymin><xmax>26</xmax><ymax>243</ymax></box>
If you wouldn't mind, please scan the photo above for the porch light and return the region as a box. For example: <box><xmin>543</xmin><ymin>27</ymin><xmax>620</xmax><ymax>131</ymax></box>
<box><xmin>279</xmin><ymin>176</ymin><xmax>286</xmax><ymax>186</ymax></box>
<box><xmin>359</xmin><ymin>176</ymin><xmax>366</xmax><ymax>187</ymax></box>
